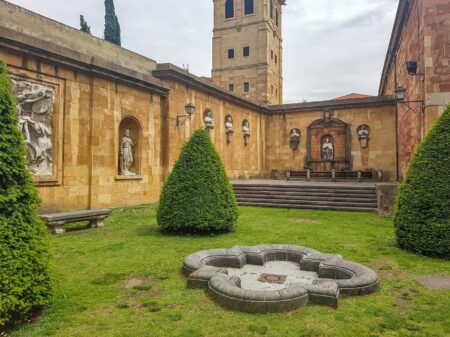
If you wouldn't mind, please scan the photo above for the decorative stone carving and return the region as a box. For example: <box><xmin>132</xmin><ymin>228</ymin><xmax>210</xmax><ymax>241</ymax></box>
<box><xmin>12</xmin><ymin>79</ymin><xmax>55</xmax><ymax>176</ymax></box>
<box><xmin>357</xmin><ymin>124</ymin><xmax>371</xmax><ymax>148</ymax></box>
<box><xmin>322</xmin><ymin>136</ymin><xmax>334</xmax><ymax>160</ymax></box>
<box><xmin>225</xmin><ymin>115</ymin><xmax>234</xmax><ymax>143</ymax></box>
<box><xmin>290</xmin><ymin>128</ymin><xmax>301</xmax><ymax>149</ymax></box>
<box><xmin>204</xmin><ymin>110</ymin><xmax>214</xmax><ymax>130</ymax></box>
<box><xmin>324</xmin><ymin>108</ymin><xmax>332</xmax><ymax>123</ymax></box>
<box><xmin>242</xmin><ymin>120</ymin><xmax>251</xmax><ymax>146</ymax></box>
<box><xmin>119</xmin><ymin>129</ymin><xmax>136</xmax><ymax>176</ymax></box>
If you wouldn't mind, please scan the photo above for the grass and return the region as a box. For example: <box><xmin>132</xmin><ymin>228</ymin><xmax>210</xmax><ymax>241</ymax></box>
<box><xmin>7</xmin><ymin>205</ymin><xmax>450</xmax><ymax>337</ymax></box>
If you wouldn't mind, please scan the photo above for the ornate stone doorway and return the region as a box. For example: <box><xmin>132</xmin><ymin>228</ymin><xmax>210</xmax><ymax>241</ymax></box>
<box><xmin>306</xmin><ymin>111</ymin><xmax>351</xmax><ymax>172</ymax></box>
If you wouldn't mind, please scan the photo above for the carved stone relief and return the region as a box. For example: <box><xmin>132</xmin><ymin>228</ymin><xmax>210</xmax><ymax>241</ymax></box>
<box><xmin>11</xmin><ymin>79</ymin><xmax>55</xmax><ymax>176</ymax></box>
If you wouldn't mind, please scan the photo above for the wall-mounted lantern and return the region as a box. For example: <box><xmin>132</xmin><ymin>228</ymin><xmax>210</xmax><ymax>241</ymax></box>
<box><xmin>290</xmin><ymin>128</ymin><xmax>301</xmax><ymax>149</ymax></box>
<box><xmin>357</xmin><ymin>124</ymin><xmax>371</xmax><ymax>148</ymax></box>
<box><xmin>242</xmin><ymin>119</ymin><xmax>251</xmax><ymax>146</ymax></box>
<box><xmin>176</xmin><ymin>103</ymin><xmax>196</xmax><ymax>126</ymax></box>
<box><xmin>225</xmin><ymin>115</ymin><xmax>234</xmax><ymax>143</ymax></box>
<box><xmin>394</xmin><ymin>86</ymin><xmax>406</xmax><ymax>102</ymax></box>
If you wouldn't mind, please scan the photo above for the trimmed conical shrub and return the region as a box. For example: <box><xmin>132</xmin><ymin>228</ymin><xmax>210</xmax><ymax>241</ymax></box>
<box><xmin>394</xmin><ymin>106</ymin><xmax>450</xmax><ymax>258</ymax></box>
<box><xmin>157</xmin><ymin>129</ymin><xmax>238</xmax><ymax>234</ymax></box>
<box><xmin>0</xmin><ymin>60</ymin><xmax>51</xmax><ymax>326</ymax></box>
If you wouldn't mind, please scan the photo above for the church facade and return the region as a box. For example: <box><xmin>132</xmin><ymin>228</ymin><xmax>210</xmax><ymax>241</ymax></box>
<box><xmin>0</xmin><ymin>0</ymin><xmax>448</xmax><ymax>212</ymax></box>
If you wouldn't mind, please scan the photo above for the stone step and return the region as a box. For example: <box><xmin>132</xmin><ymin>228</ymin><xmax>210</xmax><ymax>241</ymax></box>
<box><xmin>233</xmin><ymin>187</ymin><xmax>376</xmax><ymax>195</ymax></box>
<box><xmin>236</xmin><ymin>198</ymin><xmax>377</xmax><ymax>208</ymax></box>
<box><xmin>238</xmin><ymin>202</ymin><xmax>377</xmax><ymax>213</ymax></box>
<box><xmin>235</xmin><ymin>194</ymin><xmax>377</xmax><ymax>203</ymax></box>
<box><xmin>233</xmin><ymin>190</ymin><xmax>377</xmax><ymax>199</ymax></box>
<box><xmin>233</xmin><ymin>184</ymin><xmax>375</xmax><ymax>191</ymax></box>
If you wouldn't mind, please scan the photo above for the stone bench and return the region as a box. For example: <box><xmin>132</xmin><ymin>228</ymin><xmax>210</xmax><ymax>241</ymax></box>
<box><xmin>40</xmin><ymin>209</ymin><xmax>112</xmax><ymax>234</ymax></box>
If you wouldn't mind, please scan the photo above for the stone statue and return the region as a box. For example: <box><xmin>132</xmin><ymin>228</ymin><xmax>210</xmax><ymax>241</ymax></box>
<box><xmin>290</xmin><ymin>129</ymin><xmax>300</xmax><ymax>149</ymax></box>
<box><xmin>322</xmin><ymin>137</ymin><xmax>334</xmax><ymax>160</ymax></box>
<box><xmin>12</xmin><ymin>79</ymin><xmax>55</xmax><ymax>176</ymax></box>
<box><xmin>204</xmin><ymin>110</ymin><xmax>214</xmax><ymax>129</ymax></box>
<box><xmin>120</xmin><ymin>129</ymin><xmax>136</xmax><ymax>176</ymax></box>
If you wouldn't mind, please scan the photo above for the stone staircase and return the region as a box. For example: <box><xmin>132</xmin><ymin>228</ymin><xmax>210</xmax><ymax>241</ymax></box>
<box><xmin>232</xmin><ymin>182</ymin><xmax>378</xmax><ymax>212</ymax></box>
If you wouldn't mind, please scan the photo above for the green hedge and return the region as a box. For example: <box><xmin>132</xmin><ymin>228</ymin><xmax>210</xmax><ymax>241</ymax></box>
<box><xmin>0</xmin><ymin>60</ymin><xmax>51</xmax><ymax>326</ymax></box>
<box><xmin>394</xmin><ymin>106</ymin><xmax>450</xmax><ymax>258</ymax></box>
<box><xmin>157</xmin><ymin>129</ymin><xmax>238</xmax><ymax>234</ymax></box>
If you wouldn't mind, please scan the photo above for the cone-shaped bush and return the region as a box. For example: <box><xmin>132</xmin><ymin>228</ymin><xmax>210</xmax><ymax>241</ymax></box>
<box><xmin>394</xmin><ymin>106</ymin><xmax>450</xmax><ymax>258</ymax></box>
<box><xmin>0</xmin><ymin>60</ymin><xmax>51</xmax><ymax>326</ymax></box>
<box><xmin>157</xmin><ymin>129</ymin><xmax>238</xmax><ymax>234</ymax></box>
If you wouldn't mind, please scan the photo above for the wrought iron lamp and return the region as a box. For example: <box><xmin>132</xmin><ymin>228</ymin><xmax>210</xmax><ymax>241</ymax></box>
<box><xmin>177</xmin><ymin>103</ymin><xmax>196</xmax><ymax>126</ymax></box>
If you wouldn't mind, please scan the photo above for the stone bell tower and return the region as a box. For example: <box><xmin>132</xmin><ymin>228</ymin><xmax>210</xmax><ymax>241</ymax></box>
<box><xmin>212</xmin><ymin>0</ymin><xmax>285</xmax><ymax>105</ymax></box>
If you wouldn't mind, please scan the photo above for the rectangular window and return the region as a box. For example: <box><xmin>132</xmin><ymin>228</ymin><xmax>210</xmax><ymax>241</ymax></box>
<box><xmin>244</xmin><ymin>0</ymin><xmax>254</xmax><ymax>15</ymax></box>
<box><xmin>228</xmin><ymin>48</ymin><xmax>235</xmax><ymax>59</ymax></box>
<box><xmin>275</xmin><ymin>55</ymin><xmax>278</xmax><ymax>64</ymax></box>
<box><xmin>243</xmin><ymin>46</ymin><xmax>250</xmax><ymax>57</ymax></box>
<box><xmin>271</xmin><ymin>85</ymin><xmax>274</xmax><ymax>94</ymax></box>
<box><xmin>225</xmin><ymin>0</ymin><xmax>234</xmax><ymax>18</ymax></box>
<box><xmin>244</xmin><ymin>82</ymin><xmax>250</xmax><ymax>93</ymax></box>
<box><xmin>229</xmin><ymin>84</ymin><xmax>235</xmax><ymax>92</ymax></box>
<box><xmin>276</xmin><ymin>9</ymin><xmax>279</xmax><ymax>26</ymax></box>
<box><xmin>271</xmin><ymin>50</ymin><xmax>274</xmax><ymax>59</ymax></box>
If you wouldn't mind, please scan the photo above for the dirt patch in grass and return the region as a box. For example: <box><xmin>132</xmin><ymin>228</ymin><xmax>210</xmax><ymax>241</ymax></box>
<box><xmin>125</xmin><ymin>289</ymin><xmax>164</xmax><ymax>299</ymax></box>
<box><xmin>291</xmin><ymin>218</ymin><xmax>319</xmax><ymax>224</ymax></box>
<box><xmin>122</xmin><ymin>277</ymin><xmax>155</xmax><ymax>290</ymax></box>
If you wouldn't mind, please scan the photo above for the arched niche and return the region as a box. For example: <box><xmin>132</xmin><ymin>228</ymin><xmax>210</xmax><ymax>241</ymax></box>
<box><xmin>118</xmin><ymin>116</ymin><xmax>141</xmax><ymax>176</ymax></box>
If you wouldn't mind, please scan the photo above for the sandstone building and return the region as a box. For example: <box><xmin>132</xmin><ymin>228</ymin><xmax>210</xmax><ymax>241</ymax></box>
<box><xmin>0</xmin><ymin>0</ymin><xmax>448</xmax><ymax>212</ymax></box>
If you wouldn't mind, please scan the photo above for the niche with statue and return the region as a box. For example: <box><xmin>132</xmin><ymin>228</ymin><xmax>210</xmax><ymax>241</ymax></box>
<box><xmin>225</xmin><ymin>114</ymin><xmax>234</xmax><ymax>143</ymax></box>
<box><xmin>118</xmin><ymin>116</ymin><xmax>141</xmax><ymax>177</ymax></box>
<box><xmin>242</xmin><ymin>119</ymin><xmax>251</xmax><ymax>146</ymax></box>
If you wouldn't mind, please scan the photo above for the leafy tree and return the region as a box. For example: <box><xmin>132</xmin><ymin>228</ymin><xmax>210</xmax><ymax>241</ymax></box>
<box><xmin>394</xmin><ymin>106</ymin><xmax>450</xmax><ymax>258</ymax></box>
<box><xmin>104</xmin><ymin>0</ymin><xmax>121</xmax><ymax>46</ymax></box>
<box><xmin>0</xmin><ymin>60</ymin><xmax>51</xmax><ymax>326</ymax></box>
<box><xmin>80</xmin><ymin>15</ymin><xmax>91</xmax><ymax>34</ymax></box>
<box><xmin>157</xmin><ymin>129</ymin><xmax>238</xmax><ymax>234</ymax></box>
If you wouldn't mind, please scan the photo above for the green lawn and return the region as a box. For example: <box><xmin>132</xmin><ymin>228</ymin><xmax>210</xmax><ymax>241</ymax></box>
<box><xmin>9</xmin><ymin>205</ymin><xmax>450</xmax><ymax>337</ymax></box>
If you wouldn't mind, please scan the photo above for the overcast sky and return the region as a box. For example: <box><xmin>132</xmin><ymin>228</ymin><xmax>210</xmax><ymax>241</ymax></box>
<box><xmin>8</xmin><ymin>0</ymin><xmax>398</xmax><ymax>103</ymax></box>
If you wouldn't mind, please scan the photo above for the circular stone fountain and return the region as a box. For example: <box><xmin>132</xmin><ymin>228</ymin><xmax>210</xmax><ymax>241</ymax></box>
<box><xmin>182</xmin><ymin>245</ymin><xmax>379</xmax><ymax>313</ymax></box>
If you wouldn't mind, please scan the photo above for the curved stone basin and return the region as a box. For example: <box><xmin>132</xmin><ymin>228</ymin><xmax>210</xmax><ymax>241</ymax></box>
<box><xmin>183</xmin><ymin>244</ymin><xmax>379</xmax><ymax>313</ymax></box>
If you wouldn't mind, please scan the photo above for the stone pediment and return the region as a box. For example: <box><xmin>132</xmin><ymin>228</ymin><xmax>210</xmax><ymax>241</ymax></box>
<box><xmin>309</xmin><ymin>117</ymin><xmax>347</xmax><ymax>129</ymax></box>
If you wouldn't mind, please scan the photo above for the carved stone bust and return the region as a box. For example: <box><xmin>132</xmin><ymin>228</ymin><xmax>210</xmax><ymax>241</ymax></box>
<box><xmin>225</xmin><ymin>115</ymin><xmax>234</xmax><ymax>134</ymax></box>
<box><xmin>357</xmin><ymin>124</ymin><xmax>371</xmax><ymax>148</ymax></box>
<box><xmin>204</xmin><ymin>110</ymin><xmax>214</xmax><ymax>130</ymax></box>
<box><xmin>290</xmin><ymin>128</ymin><xmax>301</xmax><ymax>149</ymax></box>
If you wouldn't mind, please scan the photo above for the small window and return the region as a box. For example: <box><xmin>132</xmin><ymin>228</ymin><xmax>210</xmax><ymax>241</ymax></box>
<box><xmin>275</xmin><ymin>88</ymin><xmax>278</xmax><ymax>97</ymax></box>
<box><xmin>229</xmin><ymin>84</ymin><xmax>235</xmax><ymax>92</ymax></box>
<box><xmin>243</xmin><ymin>46</ymin><xmax>250</xmax><ymax>57</ymax></box>
<box><xmin>244</xmin><ymin>0</ymin><xmax>254</xmax><ymax>15</ymax></box>
<box><xmin>270</xmin><ymin>1</ymin><xmax>274</xmax><ymax>18</ymax></box>
<box><xmin>276</xmin><ymin>9</ymin><xmax>279</xmax><ymax>26</ymax></box>
<box><xmin>275</xmin><ymin>55</ymin><xmax>278</xmax><ymax>64</ymax></box>
<box><xmin>271</xmin><ymin>50</ymin><xmax>274</xmax><ymax>59</ymax></box>
<box><xmin>228</xmin><ymin>48</ymin><xmax>235</xmax><ymax>59</ymax></box>
<box><xmin>244</xmin><ymin>82</ymin><xmax>250</xmax><ymax>93</ymax></box>
<box><xmin>225</xmin><ymin>0</ymin><xmax>234</xmax><ymax>18</ymax></box>
<box><xmin>271</xmin><ymin>85</ymin><xmax>274</xmax><ymax>94</ymax></box>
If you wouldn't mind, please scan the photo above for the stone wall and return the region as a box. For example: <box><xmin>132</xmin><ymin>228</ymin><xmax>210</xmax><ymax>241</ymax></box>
<box><xmin>380</xmin><ymin>0</ymin><xmax>450</xmax><ymax>178</ymax></box>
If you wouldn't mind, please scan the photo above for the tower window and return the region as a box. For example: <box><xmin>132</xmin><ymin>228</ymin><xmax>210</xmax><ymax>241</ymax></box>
<box><xmin>276</xmin><ymin>9</ymin><xmax>279</xmax><ymax>26</ymax></box>
<box><xmin>244</xmin><ymin>0</ymin><xmax>254</xmax><ymax>15</ymax></box>
<box><xmin>243</xmin><ymin>46</ymin><xmax>250</xmax><ymax>57</ymax></box>
<box><xmin>229</xmin><ymin>84</ymin><xmax>235</xmax><ymax>92</ymax></box>
<box><xmin>270</xmin><ymin>1</ymin><xmax>274</xmax><ymax>18</ymax></box>
<box><xmin>275</xmin><ymin>55</ymin><xmax>278</xmax><ymax>64</ymax></box>
<box><xmin>228</xmin><ymin>48</ymin><xmax>235</xmax><ymax>59</ymax></box>
<box><xmin>225</xmin><ymin>0</ymin><xmax>234</xmax><ymax>19</ymax></box>
<box><xmin>244</xmin><ymin>82</ymin><xmax>250</xmax><ymax>93</ymax></box>
<box><xmin>271</xmin><ymin>50</ymin><xmax>274</xmax><ymax>59</ymax></box>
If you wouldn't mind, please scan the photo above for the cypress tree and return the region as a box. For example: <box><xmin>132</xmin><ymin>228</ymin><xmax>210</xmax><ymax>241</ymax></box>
<box><xmin>80</xmin><ymin>15</ymin><xmax>92</xmax><ymax>34</ymax></box>
<box><xmin>157</xmin><ymin>129</ymin><xmax>238</xmax><ymax>234</ymax></box>
<box><xmin>394</xmin><ymin>106</ymin><xmax>450</xmax><ymax>258</ymax></box>
<box><xmin>0</xmin><ymin>60</ymin><xmax>51</xmax><ymax>326</ymax></box>
<box><xmin>104</xmin><ymin>0</ymin><xmax>121</xmax><ymax>46</ymax></box>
